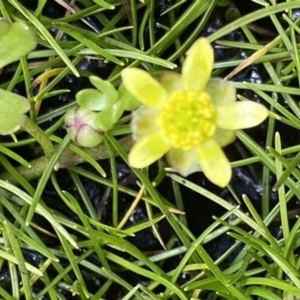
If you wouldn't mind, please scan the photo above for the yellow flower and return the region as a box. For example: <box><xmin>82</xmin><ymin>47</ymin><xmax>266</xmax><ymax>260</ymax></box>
<box><xmin>121</xmin><ymin>38</ymin><xmax>268</xmax><ymax>187</ymax></box>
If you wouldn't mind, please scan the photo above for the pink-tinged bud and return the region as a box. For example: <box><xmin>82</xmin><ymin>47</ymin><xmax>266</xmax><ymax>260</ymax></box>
<box><xmin>65</xmin><ymin>107</ymin><xmax>104</xmax><ymax>148</ymax></box>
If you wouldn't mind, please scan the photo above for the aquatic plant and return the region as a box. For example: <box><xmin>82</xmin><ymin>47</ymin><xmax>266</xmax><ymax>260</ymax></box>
<box><xmin>121</xmin><ymin>38</ymin><xmax>268</xmax><ymax>187</ymax></box>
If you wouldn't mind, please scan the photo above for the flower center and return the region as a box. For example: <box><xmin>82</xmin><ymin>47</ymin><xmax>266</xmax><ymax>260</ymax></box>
<box><xmin>157</xmin><ymin>90</ymin><xmax>216</xmax><ymax>149</ymax></box>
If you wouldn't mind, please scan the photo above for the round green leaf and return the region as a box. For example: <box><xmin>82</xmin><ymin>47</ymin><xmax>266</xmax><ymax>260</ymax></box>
<box><xmin>118</xmin><ymin>84</ymin><xmax>140</xmax><ymax>111</ymax></box>
<box><xmin>76</xmin><ymin>89</ymin><xmax>112</xmax><ymax>111</ymax></box>
<box><xmin>89</xmin><ymin>76</ymin><xmax>119</xmax><ymax>103</ymax></box>
<box><xmin>0</xmin><ymin>89</ymin><xmax>30</xmax><ymax>135</ymax></box>
<box><xmin>0</xmin><ymin>20</ymin><xmax>37</xmax><ymax>69</ymax></box>
<box><xmin>95</xmin><ymin>101</ymin><xmax>124</xmax><ymax>131</ymax></box>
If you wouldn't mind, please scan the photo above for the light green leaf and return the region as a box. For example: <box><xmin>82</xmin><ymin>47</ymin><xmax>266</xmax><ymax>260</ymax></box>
<box><xmin>118</xmin><ymin>84</ymin><xmax>140</xmax><ymax>111</ymax></box>
<box><xmin>0</xmin><ymin>20</ymin><xmax>36</xmax><ymax>69</ymax></box>
<box><xmin>96</xmin><ymin>101</ymin><xmax>124</xmax><ymax>131</ymax></box>
<box><xmin>0</xmin><ymin>89</ymin><xmax>30</xmax><ymax>135</ymax></box>
<box><xmin>76</xmin><ymin>89</ymin><xmax>112</xmax><ymax>111</ymax></box>
<box><xmin>92</xmin><ymin>0</ymin><xmax>114</xmax><ymax>9</ymax></box>
<box><xmin>89</xmin><ymin>76</ymin><xmax>119</xmax><ymax>103</ymax></box>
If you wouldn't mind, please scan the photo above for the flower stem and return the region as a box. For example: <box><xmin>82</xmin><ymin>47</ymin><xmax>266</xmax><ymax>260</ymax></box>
<box><xmin>21</xmin><ymin>115</ymin><xmax>54</xmax><ymax>157</ymax></box>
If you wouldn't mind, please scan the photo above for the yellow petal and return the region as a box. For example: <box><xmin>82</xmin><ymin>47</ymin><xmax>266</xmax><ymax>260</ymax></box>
<box><xmin>121</xmin><ymin>68</ymin><xmax>168</xmax><ymax>108</ymax></box>
<box><xmin>128</xmin><ymin>132</ymin><xmax>170</xmax><ymax>168</ymax></box>
<box><xmin>166</xmin><ymin>147</ymin><xmax>198</xmax><ymax>176</ymax></box>
<box><xmin>217</xmin><ymin>101</ymin><xmax>268</xmax><ymax>130</ymax></box>
<box><xmin>197</xmin><ymin>138</ymin><xmax>231</xmax><ymax>187</ymax></box>
<box><xmin>159</xmin><ymin>71</ymin><xmax>182</xmax><ymax>93</ymax></box>
<box><xmin>205</xmin><ymin>78</ymin><xmax>236</xmax><ymax>106</ymax></box>
<box><xmin>131</xmin><ymin>105</ymin><xmax>159</xmax><ymax>140</ymax></box>
<box><xmin>182</xmin><ymin>38</ymin><xmax>214</xmax><ymax>91</ymax></box>
<box><xmin>213</xmin><ymin>128</ymin><xmax>236</xmax><ymax>147</ymax></box>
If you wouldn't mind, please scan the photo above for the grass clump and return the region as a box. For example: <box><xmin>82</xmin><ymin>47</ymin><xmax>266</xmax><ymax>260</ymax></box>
<box><xmin>0</xmin><ymin>0</ymin><xmax>300</xmax><ymax>299</ymax></box>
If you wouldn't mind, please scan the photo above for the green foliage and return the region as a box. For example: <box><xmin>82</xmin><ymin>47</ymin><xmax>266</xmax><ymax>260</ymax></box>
<box><xmin>0</xmin><ymin>19</ymin><xmax>36</xmax><ymax>135</ymax></box>
<box><xmin>0</xmin><ymin>19</ymin><xmax>36</xmax><ymax>69</ymax></box>
<box><xmin>0</xmin><ymin>89</ymin><xmax>30</xmax><ymax>135</ymax></box>
<box><xmin>65</xmin><ymin>75</ymin><xmax>139</xmax><ymax>147</ymax></box>
<box><xmin>1</xmin><ymin>0</ymin><xmax>300</xmax><ymax>299</ymax></box>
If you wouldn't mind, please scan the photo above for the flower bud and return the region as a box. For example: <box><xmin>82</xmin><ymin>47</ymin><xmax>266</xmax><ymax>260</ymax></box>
<box><xmin>65</xmin><ymin>107</ymin><xmax>104</xmax><ymax>148</ymax></box>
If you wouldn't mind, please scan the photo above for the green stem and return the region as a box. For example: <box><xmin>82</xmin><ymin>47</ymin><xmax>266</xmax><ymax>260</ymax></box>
<box><xmin>0</xmin><ymin>135</ymin><xmax>134</xmax><ymax>184</ymax></box>
<box><xmin>21</xmin><ymin>115</ymin><xmax>54</xmax><ymax>157</ymax></box>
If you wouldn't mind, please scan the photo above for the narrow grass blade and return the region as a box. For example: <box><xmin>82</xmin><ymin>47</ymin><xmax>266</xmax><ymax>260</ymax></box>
<box><xmin>239</xmin><ymin>277</ymin><xmax>300</xmax><ymax>296</ymax></box>
<box><xmin>0</xmin><ymin>182</ymin><xmax>78</xmax><ymax>248</ymax></box>
<box><xmin>0</xmin><ymin>247</ymin><xmax>43</xmax><ymax>276</ymax></box>
<box><xmin>0</xmin><ymin>145</ymin><xmax>30</xmax><ymax>167</ymax></box>
<box><xmin>56</xmin><ymin>232</ymin><xmax>89</xmax><ymax>298</ymax></box>
<box><xmin>3</xmin><ymin>221</ymin><xmax>32</xmax><ymax>299</ymax></box>
<box><xmin>50</xmin><ymin>135</ymin><xmax>106</xmax><ymax>177</ymax></box>
<box><xmin>54</xmin><ymin>23</ymin><xmax>123</xmax><ymax>65</ymax></box>
<box><xmin>245</xmin><ymin>286</ymin><xmax>282</xmax><ymax>300</ymax></box>
<box><xmin>8</xmin><ymin>0</ymin><xmax>79</xmax><ymax>76</ymax></box>
<box><xmin>26</xmin><ymin>135</ymin><xmax>71</xmax><ymax>225</ymax></box>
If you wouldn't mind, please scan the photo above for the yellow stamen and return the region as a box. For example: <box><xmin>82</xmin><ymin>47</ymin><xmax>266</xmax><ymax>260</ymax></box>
<box><xmin>157</xmin><ymin>90</ymin><xmax>216</xmax><ymax>149</ymax></box>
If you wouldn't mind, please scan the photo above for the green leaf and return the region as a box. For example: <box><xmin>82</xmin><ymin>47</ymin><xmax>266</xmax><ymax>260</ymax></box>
<box><xmin>0</xmin><ymin>89</ymin><xmax>30</xmax><ymax>135</ymax></box>
<box><xmin>0</xmin><ymin>20</ymin><xmax>36</xmax><ymax>68</ymax></box>
<box><xmin>54</xmin><ymin>23</ymin><xmax>123</xmax><ymax>66</ymax></box>
<box><xmin>76</xmin><ymin>89</ymin><xmax>113</xmax><ymax>111</ymax></box>
<box><xmin>92</xmin><ymin>0</ymin><xmax>114</xmax><ymax>9</ymax></box>
<box><xmin>245</xmin><ymin>286</ymin><xmax>282</xmax><ymax>300</ymax></box>
<box><xmin>89</xmin><ymin>76</ymin><xmax>119</xmax><ymax>103</ymax></box>
<box><xmin>118</xmin><ymin>84</ymin><xmax>140</xmax><ymax>111</ymax></box>
<box><xmin>96</xmin><ymin>101</ymin><xmax>124</xmax><ymax>131</ymax></box>
<box><xmin>7</xmin><ymin>0</ymin><xmax>79</xmax><ymax>76</ymax></box>
<box><xmin>0</xmin><ymin>19</ymin><xmax>10</xmax><ymax>36</ymax></box>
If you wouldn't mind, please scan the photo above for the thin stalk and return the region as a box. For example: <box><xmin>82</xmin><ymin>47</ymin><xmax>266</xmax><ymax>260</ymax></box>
<box><xmin>22</xmin><ymin>115</ymin><xmax>54</xmax><ymax>157</ymax></box>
